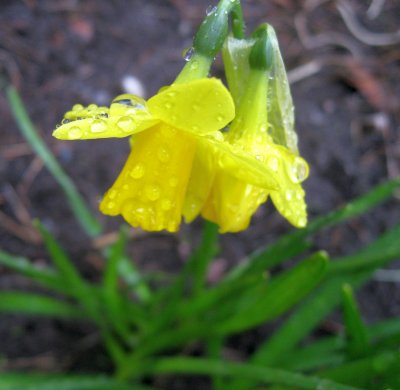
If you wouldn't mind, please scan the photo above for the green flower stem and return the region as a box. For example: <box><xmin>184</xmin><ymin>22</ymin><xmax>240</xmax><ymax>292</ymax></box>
<box><xmin>191</xmin><ymin>221</ymin><xmax>219</xmax><ymax>296</ymax></box>
<box><xmin>174</xmin><ymin>53</ymin><xmax>213</xmax><ymax>84</ymax></box>
<box><xmin>124</xmin><ymin>357</ymin><xmax>362</xmax><ymax>390</ymax></box>
<box><xmin>6</xmin><ymin>85</ymin><xmax>102</xmax><ymax>237</ymax></box>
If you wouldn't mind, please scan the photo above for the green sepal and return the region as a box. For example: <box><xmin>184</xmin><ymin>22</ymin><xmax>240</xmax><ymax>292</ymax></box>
<box><xmin>249</xmin><ymin>24</ymin><xmax>273</xmax><ymax>70</ymax></box>
<box><xmin>193</xmin><ymin>0</ymin><xmax>237</xmax><ymax>58</ymax></box>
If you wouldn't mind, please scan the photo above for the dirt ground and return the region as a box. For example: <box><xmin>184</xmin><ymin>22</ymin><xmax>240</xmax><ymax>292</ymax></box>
<box><xmin>0</xmin><ymin>0</ymin><xmax>399</xmax><ymax>382</ymax></box>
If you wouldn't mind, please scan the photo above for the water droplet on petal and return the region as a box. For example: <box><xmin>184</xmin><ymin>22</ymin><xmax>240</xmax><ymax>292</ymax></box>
<box><xmin>130</xmin><ymin>164</ymin><xmax>145</xmax><ymax>179</ymax></box>
<box><xmin>68</xmin><ymin>126</ymin><xmax>82</xmax><ymax>139</ymax></box>
<box><xmin>285</xmin><ymin>190</ymin><xmax>293</xmax><ymax>201</ymax></box>
<box><xmin>169</xmin><ymin>176</ymin><xmax>178</xmax><ymax>187</ymax></box>
<box><xmin>216</xmin><ymin>114</ymin><xmax>225</xmax><ymax>122</ymax></box>
<box><xmin>298</xmin><ymin>216</ymin><xmax>307</xmax><ymax>227</ymax></box>
<box><xmin>165</xmin><ymin>102</ymin><xmax>173</xmax><ymax>109</ymax></box>
<box><xmin>108</xmin><ymin>189</ymin><xmax>117</xmax><ymax>199</ymax></box>
<box><xmin>160</xmin><ymin>199</ymin><xmax>172</xmax><ymax>210</ymax></box>
<box><xmin>106</xmin><ymin>201</ymin><xmax>115</xmax><ymax>209</ymax></box>
<box><xmin>191</xmin><ymin>125</ymin><xmax>199</xmax><ymax>131</ymax></box>
<box><xmin>117</xmin><ymin>116</ymin><xmax>134</xmax><ymax>132</ymax></box>
<box><xmin>267</xmin><ymin>156</ymin><xmax>279</xmax><ymax>172</ymax></box>
<box><xmin>166</xmin><ymin>91</ymin><xmax>177</xmax><ymax>98</ymax></box>
<box><xmin>212</xmin><ymin>131</ymin><xmax>224</xmax><ymax>142</ymax></box>
<box><xmin>88</xmin><ymin>104</ymin><xmax>98</xmax><ymax>111</ymax></box>
<box><xmin>72</xmin><ymin>104</ymin><xmax>83</xmax><ymax>111</ymax></box>
<box><xmin>145</xmin><ymin>185</ymin><xmax>160</xmax><ymax>201</ymax></box>
<box><xmin>289</xmin><ymin>157</ymin><xmax>309</xmax><ymax>183</ymax></box>
<box><xmin>91</xmin><ymin>119</ymin><xmax>107</xmax><ymax>133</ymax></box>
<box><xmin>157</xmin><ymin>146</ymin><xmax>171</xmax><ymax>163</ymax></box>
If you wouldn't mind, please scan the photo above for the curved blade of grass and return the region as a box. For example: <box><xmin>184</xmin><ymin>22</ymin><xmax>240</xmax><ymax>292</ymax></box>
<box><xmin>0</xmin><ymin>373</ymin><xmax>149</xmax><ymax>390</ymax></box>
<box><xmin>103</xmin><ymin>227</ymin><xmax>133</xmax><ymax>340</ymax></box>
<box><xmin>283</xmin><ymin>316</ymin><xmax>400</xmax><ymax>371</ymax></box>
<box><xmin>0</xmin><ymin>249</ymin><xmax>61</xmax><ymax>291</ymax></box>
<box><xmin>191</xmin><ymin>221</ymin><xmax>219</xmax><ymax>296</ymax></box>
<box><xmin>216</xmin><ymin>252</ymin><xmax>328</xmax><ymax>335</ymax></box>
<box><xmin>250</xmin><ymin>224</ymin><xmax>400</xmax><ymax>368</ymax></box>
<box><xmin>318</xmin><ymin>350</ymin><xmax>400</xmax><ymax>389</ymax></box>
<box><xmin>6</xmin><ymin>85</ymin><xmax>102</xmax><ymax>237</ymax></box>
<box><xmin>0</xmin><ymin>292</ymin><xmax>83</xmax><ymax>319</ymax></box>
<box><xmin>342</xmin><ymin>284</ymin><xmax>369</xmax><ymax>358</ymax></box>
<box><xmin>121</xmin><ymin>357</ymin><xmax>362</xmax><ymax>390</ymax></box>
<box><xmin>35</xmin><ymin>220</ymin><xmax>102</xmax><ymax>322</ymax></box>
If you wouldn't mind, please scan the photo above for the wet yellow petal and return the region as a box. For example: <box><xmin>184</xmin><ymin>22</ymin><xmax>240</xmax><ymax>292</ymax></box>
<box><xmin>202</xmin><ymin>134</ymin><xmax>280</xmax><ymax>190</ymax></box>
<box><xmin>183</xmin><ymin>141</ymin><xmax>217</xmax><ymax>223</ymax></box>
<box><xmin>147</xmin><ymin>78</ymin><xmax>235</xmax><ymax>135</ymax></box>
<box><xmin>270</xmin><ymin>147</ymin><xmax>309</xmax><ymax>227</ymax></box>
<box><xmin>202</xmin><ymin>174</ymin><xmax>268</xmax><ymax>233</ymax></box>
<box><xmin>99</xmin><ymin>123</ymin><xmax>196</xmax><ymax>232</ymax></box>
<box><xmin>53</xmin><ymin>96</ymin><xmax>158</xmax><ymax>140</ymax></box>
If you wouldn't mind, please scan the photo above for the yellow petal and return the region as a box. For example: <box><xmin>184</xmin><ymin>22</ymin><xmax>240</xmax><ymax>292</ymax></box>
<box><xmin>53</xmin><ymin>96</ymin><xmax>158</xmax><ymax>140</ymax></box>
<box><xmin>270</xmin><ymin>149</ymin><xmax>309</xmax><ymax>227</ymax></box>
<box><xmin>202</xmin><ymin>174</ymin><xmax>268</xmax><ymax>233</ymax></box>
<box><xmin>147</xmin><ymin>78</ymin><xmax>235</xmax><ymax>135</ymax></box>
<box><xmin>202</xmin><ymin>134</ymin><xmax>280</xmax><ymax>190</ymax></box>
<box><xmin>183</xmin><ymin>141</ymin><xmax>217</xmax><ymax>223</ymax></box>
<box><xmin>100</xmin><ymin>123</ymin><xmax>196</xmax><ymax>232</ymax></box>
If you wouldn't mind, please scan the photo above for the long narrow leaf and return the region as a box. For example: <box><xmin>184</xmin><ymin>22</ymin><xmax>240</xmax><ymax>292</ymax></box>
<box><xmin>0</xmin><ymin>249</ymin><xmax>61</xmax><ymax>290</ymax></box>
<box><xmin>250</xmin><ymin>225</ymin><xmax>400</xmax><ymax>367</ymax></box>
<box><xmin>120</xmin><ymin>357</ymin><xmax>362</xmax><ymax>390</ymax></box>
<box><xmin>342</xmin><ymin>284</ymin><xmax>369</xmax><ymax>358</ymax></box>
<box><xmin>216</xmin><ymin>252</ymin><xmax>328</xmax><ymax>335</ymax></box>
<box><xmin>6</xmin><ymin>85</ymin><xmax>102</xmax><ymax>237</ymax></box>
<box><xmin>34</xmin><ymin>221</ymin><xmax>101</xmax><ymax>322</ymax></box>
<box><xmin>0</xmin><ymin>292</ymin><xmax>83</xmax><ymax>319</ymax></box>
<box><xmin>0</xmin><ymin>373</ymin><xmax>147</xmax><ymax>390</ymax></box>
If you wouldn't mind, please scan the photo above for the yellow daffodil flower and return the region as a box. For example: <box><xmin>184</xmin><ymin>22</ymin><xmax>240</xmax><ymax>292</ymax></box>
<box><xmin>186</xmin><ymin>29</ymin><xmax>309</xmax><ymax>232</ymax></box>
<box><xmin>53</xmin><ymin>78</ymin><xmax>236</xmax><ymax>232</ymax></box>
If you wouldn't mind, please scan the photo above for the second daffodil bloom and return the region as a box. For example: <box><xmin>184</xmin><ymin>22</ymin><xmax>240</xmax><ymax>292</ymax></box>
<box><xmin>190</xmin><ymin>25</ymin><xmax>309</xmax><ymax>232</ymax></box>
<box><xmin>53</xmin><ymin>74</ymin><xmax>235</xmax><ymax>232</ymax></box>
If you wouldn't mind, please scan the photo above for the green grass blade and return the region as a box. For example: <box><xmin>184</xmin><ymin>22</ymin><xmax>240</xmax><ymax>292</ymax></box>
<box><xmin>35</xmin><ymin>220</ymin><xmax>86</xmax><ymax>287</ymax></box>
<box><xmin>328</xmin><ymin>223</ymin><xmax>400</xmax><ymax>274</ymax></box>
<box><xmin>216</xmin><ymin>252</ymin><xmax>328</xmax><ymax>335</ymax></box>
<box><xmin>35</xmin><ymin>221</ymin><xmax>102</xmax><ymax>322</ymax></box>
<box><xmin>342</xmin><ymin>284</ymin><xmax>370</xmax><ymax>358</ymax></box>
<box><xmin>0</xmin><ymin>292</ymin><xmax>83</xmax><ymax>319</ymax></box>
<box><xmin>102</xmin><ymin>228</ymin><xmax>133</xmax><ymax>339</ymax></box>
<box><xmin>120</xmin><ymin>357</ymin><xmax>363</xmax><ymax>390</ymax></box>
<box><xmin>190</xmin><ymin>221</ymin><xmax>219</xmax><ymax>295</ymax></box>
<box><xmin>281</xmin><ymin>316</ymin><xmax>400</xmax><ymax>372</ymax></box>
<box><xmin>6</xmin><ymin>85</ymin><xmax>102</xmax><ymax>237</ymax></box>
<box><xmin>0</xmin><ymin>249</ymin><xmax>61</xmax><ymax>291</ymax></box>
<box><xmin>118</xmin><ymin>256</ymin><xmax>152</xmax><ymax>303</ymax></box>
<box><xmin>318</xmin><ymin>350</ymin><xmax>400</xmax><ymax>389</ymax></box>
<box><xmin>0</xmin><ymin>373</ymin><xmax>148</xmax><ymax>390</ymax></box>
<box><xmin>251</xmin><ymin>225</ymin><xmax>400</xmax><ymax>368</ymax></box>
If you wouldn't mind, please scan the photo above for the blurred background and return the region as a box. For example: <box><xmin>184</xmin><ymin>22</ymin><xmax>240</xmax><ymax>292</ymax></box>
<box><xmin>0</xmin><ymin>0</ymin><xmax>399</xmax><ymax>376</ymax></box>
